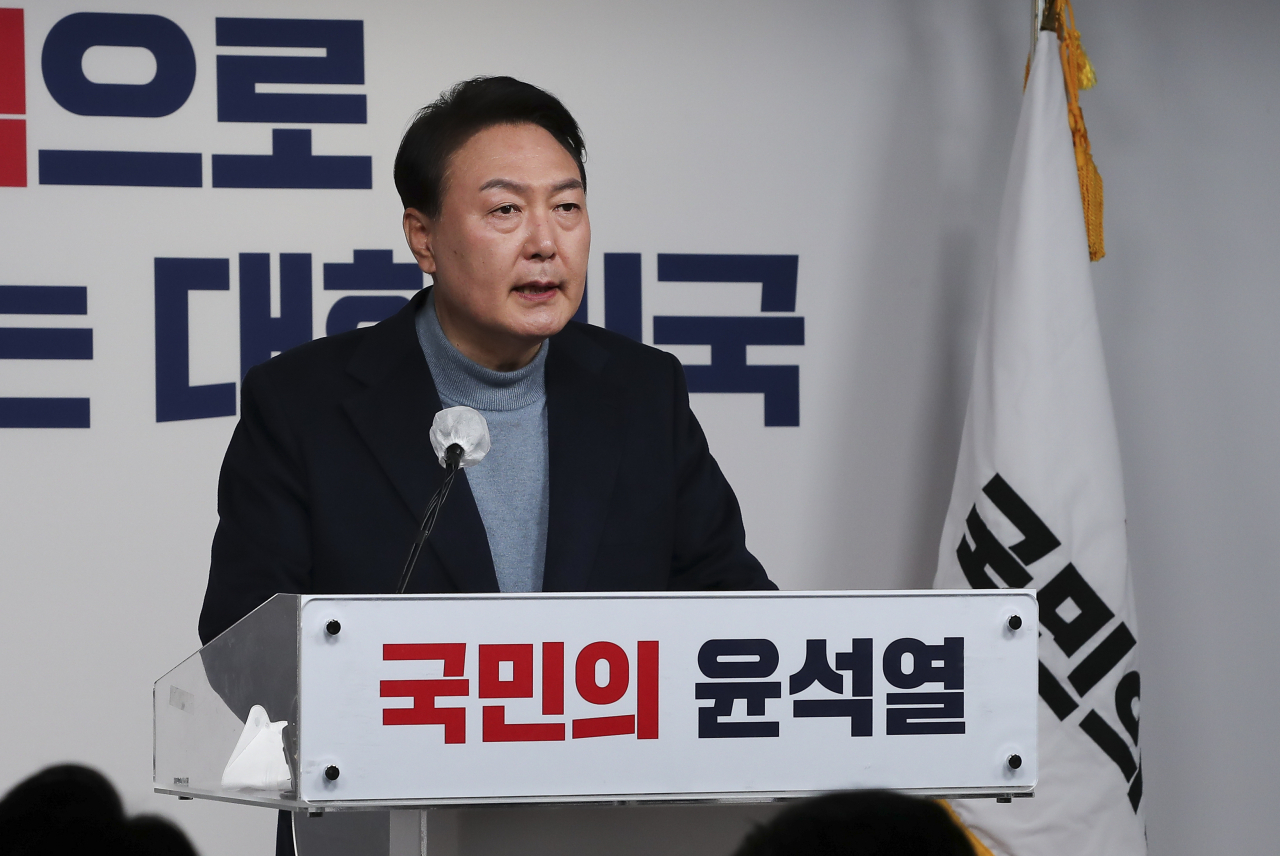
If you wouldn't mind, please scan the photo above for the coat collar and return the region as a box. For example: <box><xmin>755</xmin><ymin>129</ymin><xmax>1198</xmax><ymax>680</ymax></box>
<box><xmin>340</xmin><ymin>289</ymin><xmax>498</xmax><ymax>593</ymax></box>
<box><xmin>339</xmin><ymin>288</ymin><xmax>629</xmax><ymax>594</ymax></box>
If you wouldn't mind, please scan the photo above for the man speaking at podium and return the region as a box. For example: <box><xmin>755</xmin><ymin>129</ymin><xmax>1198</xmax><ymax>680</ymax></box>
<box><xmin>198</xmin><ymin>76</ymin><xmax>775</xmax><ymax>647</ymax></box>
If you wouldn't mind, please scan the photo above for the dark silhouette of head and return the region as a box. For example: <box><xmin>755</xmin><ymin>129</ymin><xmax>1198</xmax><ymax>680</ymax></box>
<box><xmin>733</xmin><ymin>790</ymin><xmax>977</xmax><ymax>856</ymax></box>
<box><xmin>124</xmin><ymin>814</ymin><xmax>199</xmax><ymax>856</ymax></box>
<box><xmin>0</xmin><ymin>764</ymin><xmax>196</xmax><ymax>856</ymax></box>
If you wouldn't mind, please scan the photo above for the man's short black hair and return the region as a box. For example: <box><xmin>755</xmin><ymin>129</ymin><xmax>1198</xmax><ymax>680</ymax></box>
<box><xmin>394</xmin><ymin>76</ymin><xmax>586</xmax><ymax>219</ymax></box>
<box><xmin>733</xmin><ymin>790</ymin><xmax>977</xmax><ymax>856</ymax></box>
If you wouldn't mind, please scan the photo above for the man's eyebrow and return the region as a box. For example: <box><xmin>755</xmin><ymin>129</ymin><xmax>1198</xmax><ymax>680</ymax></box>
<box><xmin>478</xmin><ymin>178</ymin><xmax>528</xmax><ymax>194</ymax></box>
<box><xmin>477</xmin><ymin>178</ymin><xmax>584</xmax><ymax>194</ymax></box>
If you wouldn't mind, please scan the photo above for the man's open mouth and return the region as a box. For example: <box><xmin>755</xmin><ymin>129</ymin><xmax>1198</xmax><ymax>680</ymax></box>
<box><xmin>514</xmin><ymin>282</ymin><xmax>558</xmax><ymax>296</ymax></box>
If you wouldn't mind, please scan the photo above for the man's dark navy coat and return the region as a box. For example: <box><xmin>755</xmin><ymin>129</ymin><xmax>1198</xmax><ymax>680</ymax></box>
<box><xmin>198</xmin><ymin>288</ymin><xmax>774</xmax><ymax>644</ymax></box>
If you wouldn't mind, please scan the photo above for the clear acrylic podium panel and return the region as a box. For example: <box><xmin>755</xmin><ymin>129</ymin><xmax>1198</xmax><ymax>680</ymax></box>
<box><xmin>155</xmin><ymin>593</ymin><xmax>306</xmax><ymax>808</ymax></box>
<box><xmin>155</xmin><ymin>590</ymin><xmax>1037</xmax><ymax>811</ymax></box>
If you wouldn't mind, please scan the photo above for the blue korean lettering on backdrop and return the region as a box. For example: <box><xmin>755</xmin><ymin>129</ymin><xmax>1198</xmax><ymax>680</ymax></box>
<box><xmin>40</xmin><ymin>12</ymin><xmax>200</xmax><ymax>186</ymax></box>
<box><xmin>0</xmin><ymin>285</ymin><xmax>92</xmax><ymax>428</ymax></box>
<box><xmin>212</xmin><ymin>18</ymin><xmax>370</xmax><ymax>189</ymax></box>
<box><xmin>323</xmin><ymin>250</ymin><xmax>420</xmax><ymax>337</ymax></box>
<box><xmin>153</xmin><ymin>250</ymin><xmax>416</xmax><ymax>423</ymax></box>
<box><xmin>21</xmin><ymin>16</ymin><xmax>806</xmax><ymax>429</ymax></box>
<box><xmin>608</xmin><ymin>254</ymin><xmax>805</xmax><ymax>426</ymax></box>
<box><xmin>42</xmin><ymin>13</ymin><xmax>196</xmax><ymax>118</ymax></box>
<box><xmin>151</xmin><ymin>252</ymin><xmax>804</xmax><ymax>427</ymax></box>
<box><xmin>36</xmin><ymin>14</ymin><xmax>370</xmax><ymax>189</ymax></box>
<box><xmin>238</xmin><ymin>253</ymin><xmax>312</xmax><ymax>379</ymax></box>
<box><xmin>653</xmin><ymin>254</ymin><xmax>803</xmax><ymax>427</ymax></box>
<box><xmin>154</xmin><ymin>258</ymin><xmax>235</xmax><ymax>423</ymax></box>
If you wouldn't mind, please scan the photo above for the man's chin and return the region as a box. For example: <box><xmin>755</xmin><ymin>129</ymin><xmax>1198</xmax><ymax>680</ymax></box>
<box><xmin>507</xmin><ymin>294</ymin><xmax>578</xmax><ymax>336</ymax></box>
<box><xmin>498</xmin><ymin>314</ymin><xmax>570</xmax><ymax>344</ymax></box>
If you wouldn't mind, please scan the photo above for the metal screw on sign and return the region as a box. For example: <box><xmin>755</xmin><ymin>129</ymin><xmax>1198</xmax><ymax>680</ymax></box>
<box><xmin>325</xmin><ymin>765</ymin><xmax>340</xmax><ymax>781</ymax></box>
<box><xmin>1007</xmin><ymin>615</ymin><xmax>1023</xmax><ymax>631</ymax></box>
<box><xmin>326</xmin><ymin>620</ymin><xmax>342</xmax><ymax>636</ymax></box>
<box><xmin>1007</xmin><ymin>754</ymin><xmax>1023</xmax><ymax>770</ymax></box>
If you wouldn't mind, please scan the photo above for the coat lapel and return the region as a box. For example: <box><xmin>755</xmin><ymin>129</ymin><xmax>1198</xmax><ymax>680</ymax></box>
<box><xmin>542</xmin><ymin>325</ymin><xmax>629</xmax><ymax>592</ymax></box>
<box><xmin>340</xmin><ymin>290</ymin><xmax>498</xmax><ymax>593</ymax></box>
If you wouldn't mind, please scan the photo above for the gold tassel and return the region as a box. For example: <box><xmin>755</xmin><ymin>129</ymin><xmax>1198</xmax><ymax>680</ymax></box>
<box><xmin>1077</xmin><ymin>44</ymin><xmax>1097</xmax><ymax>90</ymax></box>
<box><xmin>937</xmin><ymin>800</ymin><xmax>997</xmax><ymax>856</ymax></box>
<box><xmin>1046</xmin><ymin>0</ymin><xmax>1105</xmax><ymax>260</ymax></box>
<box><xmin>1006</xmin><ymin>4</ymin><xmax>1107</xmax><ymax>254</ymax></box>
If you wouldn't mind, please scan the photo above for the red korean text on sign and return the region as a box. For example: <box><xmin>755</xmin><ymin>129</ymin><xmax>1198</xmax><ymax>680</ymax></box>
<box><xmin>381</xmin><ymin>641</ymin><xmax>659</xmax><ymax>744</ymax></box>
<box><xmin>380</xmin><ymin>643</ymin><xmax>468</xmax><ymax>743</ymax></box>
<box><xmin>572</xmin><ymin>641</ymin><xmax>660</xmax><ymax>738</ymax></box>
<box><xmin>480</xmin><ymin>643</ymin><xmax>565</xmax><ymax>741</ymax></box>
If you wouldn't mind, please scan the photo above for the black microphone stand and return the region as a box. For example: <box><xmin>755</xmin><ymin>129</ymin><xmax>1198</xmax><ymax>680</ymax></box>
<box><xmin>395</xmin><ymin>443</ymin><xmax>464</xmax><ymax>594</ymax></box>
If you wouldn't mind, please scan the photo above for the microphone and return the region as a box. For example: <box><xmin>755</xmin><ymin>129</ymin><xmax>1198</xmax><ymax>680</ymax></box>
<box><xmin>395</xmin><ymin>406</ymin><xmax>491</xmax><ymax>594</ymax></box>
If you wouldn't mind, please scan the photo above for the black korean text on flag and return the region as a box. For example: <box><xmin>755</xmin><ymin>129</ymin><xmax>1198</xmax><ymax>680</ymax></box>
<box><xmin>956</xmin><ymin>474</ymin><xmax>1143</xmax><ymax>811</ymax></box>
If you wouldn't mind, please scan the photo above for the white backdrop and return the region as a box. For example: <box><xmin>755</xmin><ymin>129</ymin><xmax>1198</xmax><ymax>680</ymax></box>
<box><xmin>1</xmin><ymin>1</ymin><xmax>1277</xmax><ymax>854</ymax></box>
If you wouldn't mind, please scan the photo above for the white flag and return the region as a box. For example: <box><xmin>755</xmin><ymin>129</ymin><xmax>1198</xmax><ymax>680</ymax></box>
<box><xmin>933</xmin><ymin>28</ymin><xmax>1146</xmax><ymax>856</ymax></box>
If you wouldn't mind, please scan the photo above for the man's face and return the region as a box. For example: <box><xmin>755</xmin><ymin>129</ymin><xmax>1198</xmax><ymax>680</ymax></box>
<box><xmin>404</xmin><ymin>122</ymin><xmax>590</xmax><ymax>370</ymax></box>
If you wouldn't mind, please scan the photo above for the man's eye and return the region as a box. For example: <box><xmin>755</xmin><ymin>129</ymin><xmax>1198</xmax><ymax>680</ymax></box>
<box><xmin>494</xmin><ymin>204</ymin><xmax>518</xmax><ymax>215</ymax></box>
<box><xmin>556</xmin><ymin>203</ymin><xmax>580</xmax><ymax>213</ymax></box>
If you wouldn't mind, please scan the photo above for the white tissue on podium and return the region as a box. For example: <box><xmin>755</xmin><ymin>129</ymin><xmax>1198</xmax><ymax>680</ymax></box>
<box><xmin>429</xmin><ymin>405</ymin><xmax>491</xmax><ymax>468</ymax></box>
<box><xmin>220</xmin><ymin>704</ymin><xmax>292</xmax><ymax>790</ymax></box>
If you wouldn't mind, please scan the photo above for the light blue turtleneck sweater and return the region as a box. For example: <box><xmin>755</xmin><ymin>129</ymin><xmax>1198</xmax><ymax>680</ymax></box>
<box><xmin>415</xmin><ymin>293</ymin><xmax>549</xmax><ymax>593</ymax></box>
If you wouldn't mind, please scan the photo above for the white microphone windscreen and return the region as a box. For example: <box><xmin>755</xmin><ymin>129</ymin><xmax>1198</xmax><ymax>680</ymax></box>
<box><xmin>429</xmin><ymin>406</ymin><xmax>491</xmax><ymax>468</ymax></box>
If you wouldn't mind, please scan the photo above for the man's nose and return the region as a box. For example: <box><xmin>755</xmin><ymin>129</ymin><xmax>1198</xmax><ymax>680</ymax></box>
<box><xmin>523</xmin><ymin>210</ymin><xmax>557</xmax><ymax>260</ymax></box>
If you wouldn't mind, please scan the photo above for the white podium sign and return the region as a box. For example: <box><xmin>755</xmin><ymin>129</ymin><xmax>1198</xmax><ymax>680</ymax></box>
<box><xmin>295</xmin><ymin>590</ymin><xmax>1036</xmax><ymax>805</ymax></box>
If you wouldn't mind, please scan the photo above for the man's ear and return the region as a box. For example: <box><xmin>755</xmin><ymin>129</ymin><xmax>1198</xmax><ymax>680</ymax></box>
<box><xmin>402</xmin><ymin>209</ymin><xmax>437</xmax><ymax>274</ymax></box>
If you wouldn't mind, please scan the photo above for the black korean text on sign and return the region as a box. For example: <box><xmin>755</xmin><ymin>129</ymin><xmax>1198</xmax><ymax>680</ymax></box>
<box><xmin>788</xmin><ymin>639</ymin><xmax>873</xmax><ymax>736</ymax></box>
<box><xmin>695</xmin><ymin>639</ymin><xmax>781</xmax><ymax>738</ymax></box>
<box><xmin>882</xmin><ymin>637</ymin><xmax>965</xmax><ymax>735</ymax></box>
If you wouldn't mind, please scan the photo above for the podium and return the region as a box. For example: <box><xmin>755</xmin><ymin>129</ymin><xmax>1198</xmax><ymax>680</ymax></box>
<box><xmin>155</xmin><ymin>590</ymin><xmax>1037</xmax><ymax>855</ymax></box>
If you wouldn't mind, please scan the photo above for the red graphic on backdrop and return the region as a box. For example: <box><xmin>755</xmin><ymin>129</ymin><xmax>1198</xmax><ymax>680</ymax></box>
<box><xmin>0</xmin><ymin>8</ymin><xmax>25</xmax><ymax>187</ymax></box>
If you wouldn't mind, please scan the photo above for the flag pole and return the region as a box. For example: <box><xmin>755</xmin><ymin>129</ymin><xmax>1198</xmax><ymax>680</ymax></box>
<box><xmin>1039</xmin><ymin>0</ymin><xmax>1059</xmax><ymax>33</ymax></box>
